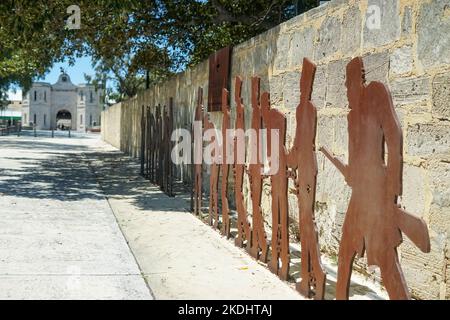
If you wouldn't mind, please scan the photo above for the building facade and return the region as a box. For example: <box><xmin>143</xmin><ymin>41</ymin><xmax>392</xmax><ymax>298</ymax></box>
<box><xmin>22</xmin><ymin>73</ymin><xmax>103</xmax><ymax>131</ymax></box>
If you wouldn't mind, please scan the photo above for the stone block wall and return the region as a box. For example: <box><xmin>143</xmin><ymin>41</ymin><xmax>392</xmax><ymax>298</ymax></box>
<box><xmin>101</xmin><ymin>102</ymin><xmax>122</xmax><ymax>149</ymax></box>
<box><xmin>102</xmin><ymin>0</ymin><xmax>450</xmax><ymax>299</ymax></box>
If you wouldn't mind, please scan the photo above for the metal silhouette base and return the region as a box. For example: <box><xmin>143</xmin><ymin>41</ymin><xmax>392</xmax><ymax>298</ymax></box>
<box><xmin>320</xmin><ymin>57</ymin><xmax>430</xmax><ymax>300</ymax></box>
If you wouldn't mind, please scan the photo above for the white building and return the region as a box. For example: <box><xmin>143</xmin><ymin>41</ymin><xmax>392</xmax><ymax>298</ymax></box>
<box><xmin>22</xmin><ymin>73</ymin><xmax>103</xmax><ymax>131</ymax></box>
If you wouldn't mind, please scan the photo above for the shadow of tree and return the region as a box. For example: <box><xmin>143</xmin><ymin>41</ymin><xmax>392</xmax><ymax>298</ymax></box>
<box><xmin>0</xmin><ymin>140</ymin><xmax>104</xmax><ymax>201</ymax></box>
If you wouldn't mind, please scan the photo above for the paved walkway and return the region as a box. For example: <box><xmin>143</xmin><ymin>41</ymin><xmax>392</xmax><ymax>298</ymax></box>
<box><xmin>0</xmin><ymin>131</ymin><xmax>152</xmax><ymax>299</ymax></box>
<box><xmin>0</xmin><ymin>131</ymin><xmax>386</xmax><ymax>300</ymax></box>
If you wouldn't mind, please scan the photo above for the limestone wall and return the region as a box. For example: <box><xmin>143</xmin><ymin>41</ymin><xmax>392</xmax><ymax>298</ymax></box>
<box><xmin>101</xmin><ymin>103</ymin><xmax>122</xmax><ymax>149</ymax></box>
<box><xmin>101</xmin><ymin>0</ymin><xmax>450</xmax><ymax>299</ymax></box>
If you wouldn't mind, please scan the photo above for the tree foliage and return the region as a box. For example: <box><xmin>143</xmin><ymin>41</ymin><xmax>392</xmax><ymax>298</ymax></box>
<box><xmin>0</xmin><ymin>0</ymin><xmax>318</xmax><ymax>101</ymax></box>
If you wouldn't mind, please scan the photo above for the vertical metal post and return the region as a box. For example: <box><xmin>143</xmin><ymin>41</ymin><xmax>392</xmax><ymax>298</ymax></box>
<box><xmin>140</xmin><ymin>105</ymin><xmax>146</xmax><ymax>176</ymax></box>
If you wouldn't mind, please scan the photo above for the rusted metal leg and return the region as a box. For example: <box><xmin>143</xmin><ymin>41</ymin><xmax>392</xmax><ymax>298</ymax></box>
<box><xmin>380</xmin><ymin>249</ymin><xmax>411</xmax><ymax>300</ymax></box>
<box><xmin>235</xmin><ymin>193</ymin><xmax>251</xmax><ymax>247</ymax></box>
<box><xmin>335</xmin><ymin>229</ymin><xmax>357</xmax><ymax>300</ymax></box>
<box><xmin>296</xmin><ymin>180</ymin><xmax>326</xmax><ymax>299</ymax></box>
<box><xmin>248</xmin><ymin>206</ymin><xmax>269</xmax><ymax>263</ymax></box>
<box><xmin>279</xmin><ymin>193</ymin><xmax>290</xmax><ymax>281</ymax></box>
<box><xmin>221</xmin><ymin>88</ymin><xmax>232</xmax><ymax>238</ymax></box>
<box><xmin>221</xmin><ymin>164</ymin><xmax>231</xmax><ymax>237</ymax></box>
<box><xmin>269</xmin><ymin>197</ymin><xmax>281</xmax><ymax>276</ymax></box>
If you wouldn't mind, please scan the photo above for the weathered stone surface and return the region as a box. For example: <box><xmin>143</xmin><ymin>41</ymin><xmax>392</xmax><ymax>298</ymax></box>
<box><xmin>341</xmin><ymin>5</ymin><xmax>362</xmax><ymax>54</ymax></box>
<box><xmin>363</xmin><ymin>51</ymin><xmax>390</xmax><ymax>84</ymax></box>
<box><xmin>402</xmin><ymin>6</ymin><xmax>413</xmax><ymax>36</ymax></box>
<box><xmin>311</xmin><ymin>64</ymin><xmax>327</xmax><ymax>109</ymax></box>
<box><xmin>314</xmin><ymin>15</ymin><xmax>341</xmax><ymax>61</ymax></box>
<box><xmin>274</xmin><ymin>33</ymin><xmax>291</xmax><ymax>71</ymax></box>
<box><xmin>289</xmin><ymin>27</ymin><xmax>315</xmax><ymax>68</ymax></box>
<box><xmin>406</xmin><ymin>122</ymin><xmax>450</xmax><ymax>157</ymax></box>
<box><xmin>317</xmin><ymin>115</ymin><xmax>334</xmax><ymax>150</ymax></box>
<box><xmin>432</xmin><ymin>73</ymin><xmax>450</xmax><ymax>119</ymax></box>
<box><xmin>282</xmin><ymin>71</ymin><xmax>301</xmax><ymax>110</ymax></box>
<box><xmin>269</xmin><ymin>74</ymin><xmax>284</xmax><ymax>106</ymax></box>
<box><xmin>390</xmin><ymin>46</ymin><xmax>414</xmax><ymax>76</ymax></box>
<box><xmin>417</xmin><ymin>0</ymin><xmax>450</xmax><ymax>68</ymax></box>
<box><xmin>402</xmin><ymin>164</ymin><xmax>427</xmax><ymax>216</ymax></box>
<box><xmin>326</xmin><ymin>59</ymin><xmax>350</xmax><ymax>108</ymax></box>
<box><xmin>428</xmin><ymin>160</ymin><xmax>450</xmax><ymax>218</ymax></box>
<box><xmin>316</xmin><ymin>152</ymin><xmax>351</xmax><ymax>214</ymax></box>
<box><xmin>333</xmin><ymin>115</ymin><xmax>348</xmax><ymax>155</ymax></box>
<box><xmin>391</xmin><ymin>76</ymin><xmax>431</xmax><ymax>106</ymax></box>
<box><xmin>401</xmin><ymin>234</ymin><xmax>445</xmax><ymax>300</ymax></box>
<box><xmin>363</xmin><ymin>0</ymin><xmax>401</xmax><ymax>49</ymax></box>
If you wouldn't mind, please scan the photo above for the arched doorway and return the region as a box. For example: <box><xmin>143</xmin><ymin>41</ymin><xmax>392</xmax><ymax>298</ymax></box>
<box><xmin>56</xmin><ymin>110</ymin><xmax>72</xmax><ymax>130</ymax></box>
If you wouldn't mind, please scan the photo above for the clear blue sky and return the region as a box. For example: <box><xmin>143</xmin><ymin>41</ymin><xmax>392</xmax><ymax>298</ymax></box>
<box><xmin>8</xmin><ymin>56</ymin><xmax>97</xmax><ymax>100</ymax></box>
<box><xmin>38</xmin><ymin>56</ymin><xmax>96</xmax><ymax>85</ymax></box>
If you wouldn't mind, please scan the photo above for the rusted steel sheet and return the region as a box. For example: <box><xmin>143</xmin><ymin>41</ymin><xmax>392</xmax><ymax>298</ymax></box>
<box><xmin>221</xmin><ymin>88</ymin><xmax>232</xmax><ymax>238</ymax></box>
<box><xmin>261</xmin><ymin>91</ymin><xmax>290</xmax><ymax>281</ymax></box>
<box><xmin>141</xmin><ymin>102</ymin><xmax>174</xmax><ymax>197</ymax></box>
<box><xmin>286</xmin><ymin>58</ymin><xmax>326</xmax><ymax>299</ymax></box>
<box><xmin>234</xmin><ymin>77</ymin><xmax>252</xmax><ymax>248</ymax></box>
<box><xmin>155</xmin><ymin>105</ymin><xmax>163</xmax><ymax>188</ymax></box>
<box><xmin>208</xmin><ymin>46</ymin><xmax>232</xmax><ymax>112</ymax></box>
<box><xmin>193</xmin><ymin>87</ymin><xmax>204</xmax><ymax>215</ymax></box>
<box><xmin>247</xmin><ymin>77</ymin><xmax>268</xmax><ymax>263</ymax></box>
<box><xmin>149</xmin><ymin>111</ymin><xmax>156</xmax><ymax>183</ymax></box>
<box><xmin>162</xmin><ymin>104</ymin><xmax>172</xmax><ymax>195</ymax></box>
<box><xmin>320</xmin><ymin>57</ymin><xmax>430</xmax><ymax>300</ymax></box>
<box><xmin>140</xmin><ymin>105</ymin><xmax>146</xmax><ymax>176</ymax></box>
<box><xmin>204</xmin><ymin>113</ymin><xmax>220</xmax><ymax>228</ymax></box>
<box><xmin>166</xmin><ymin>98</ymin><xmax>175</xmax><ymax>197</ymax></box>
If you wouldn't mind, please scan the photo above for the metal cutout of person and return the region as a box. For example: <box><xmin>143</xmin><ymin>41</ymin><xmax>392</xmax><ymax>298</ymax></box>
<box><xmin>248</xmin><ymin>77</ymin><xmax>269</xmax><ymax>262</ymax></box>
<box><xmin>234</xmin><ymin>77</ymin><xmax>252</xmax><ymax>248</ymax></box>
<box><xmin>204</xmin><ymin>111</ymin><xmax>220</xmax><ymax>229</ymax></box>
<box><xmin>260</xmin><ymin>90</ymin><xmax>290</xmax><ymax>281</ymax></box>
<box><xmin>320</xmin><ymin>57</ymin><xmax>431</xmax><ymax>300</ymax></box>
<box><xmin>192</xmin><ymin>88</ymin><xmax>204</xmax><ymax>215</ymax></box>
<box><xmin>221</xmin><ymin>88</ymin><xmax>232</xmax><ymax>238</ymax></box>
<box><xmin>286</xmin><ymin>58</ymin><xmax>326</xmax><ymax>299</ymax></box>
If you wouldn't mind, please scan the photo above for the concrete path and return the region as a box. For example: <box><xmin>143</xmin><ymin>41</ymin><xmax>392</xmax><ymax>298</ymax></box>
<box><xmin>0</xmin><ymin>131</ymin><xmax>152</xmax><ymax>299</ymax></box>
<box><xmin>0</xmin><ymin>131</ymin><xmax>386</xmax><ymax>300</ymax></box>
<box><xmin>87</xmin><ymin>143</ymin><xmax>303</xmax><ymax>300</ymax></box>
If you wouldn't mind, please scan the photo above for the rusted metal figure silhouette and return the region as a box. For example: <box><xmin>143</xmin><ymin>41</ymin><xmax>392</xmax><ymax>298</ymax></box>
<box><xmin>204</xmin><ymin>112</ymin><xmax>220</xmax><ymax>228</ymax></box>
<box><xmin>260</xmin><ymin>90</ymin><xmax>290</xmax><ymax>280</ymax></box>
<box><xmin>221</xmin><ymin>88</ymin><xmax>232</xmax><ymax>238</ymax></box>
<box><xmin>320</xmin><ymin>57</ymin><xmax>430</xmax><ymax>300</ymax></box>
<box><xmin>156</xmin><ymin>105</ymin><xmax>163</xmax><ymax>187</ymax></box>
<box><xmin>234</xmin><ymin>77</ymin><xmax>252</xmax><ymax>248</ymax></box>
<box><xmin>248</xmin><ymin>77</ymin><xmax>269</xmax><ymax>262</ymax></box>
<box><xmin>193</xmin><ymin>88</ymin><xmax>204</xmax><ymax>215</ymax></box>
<box><xmin>286</xmin><ymin>58</ymin><xmax>326</xmax><ymax>299</ymax></box>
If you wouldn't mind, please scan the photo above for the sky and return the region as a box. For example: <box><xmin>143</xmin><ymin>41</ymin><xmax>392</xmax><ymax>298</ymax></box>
<box><xmin>7</xmin><ymin>55</ymin><xmax>97</xmax><ymax>101</ymax></box>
